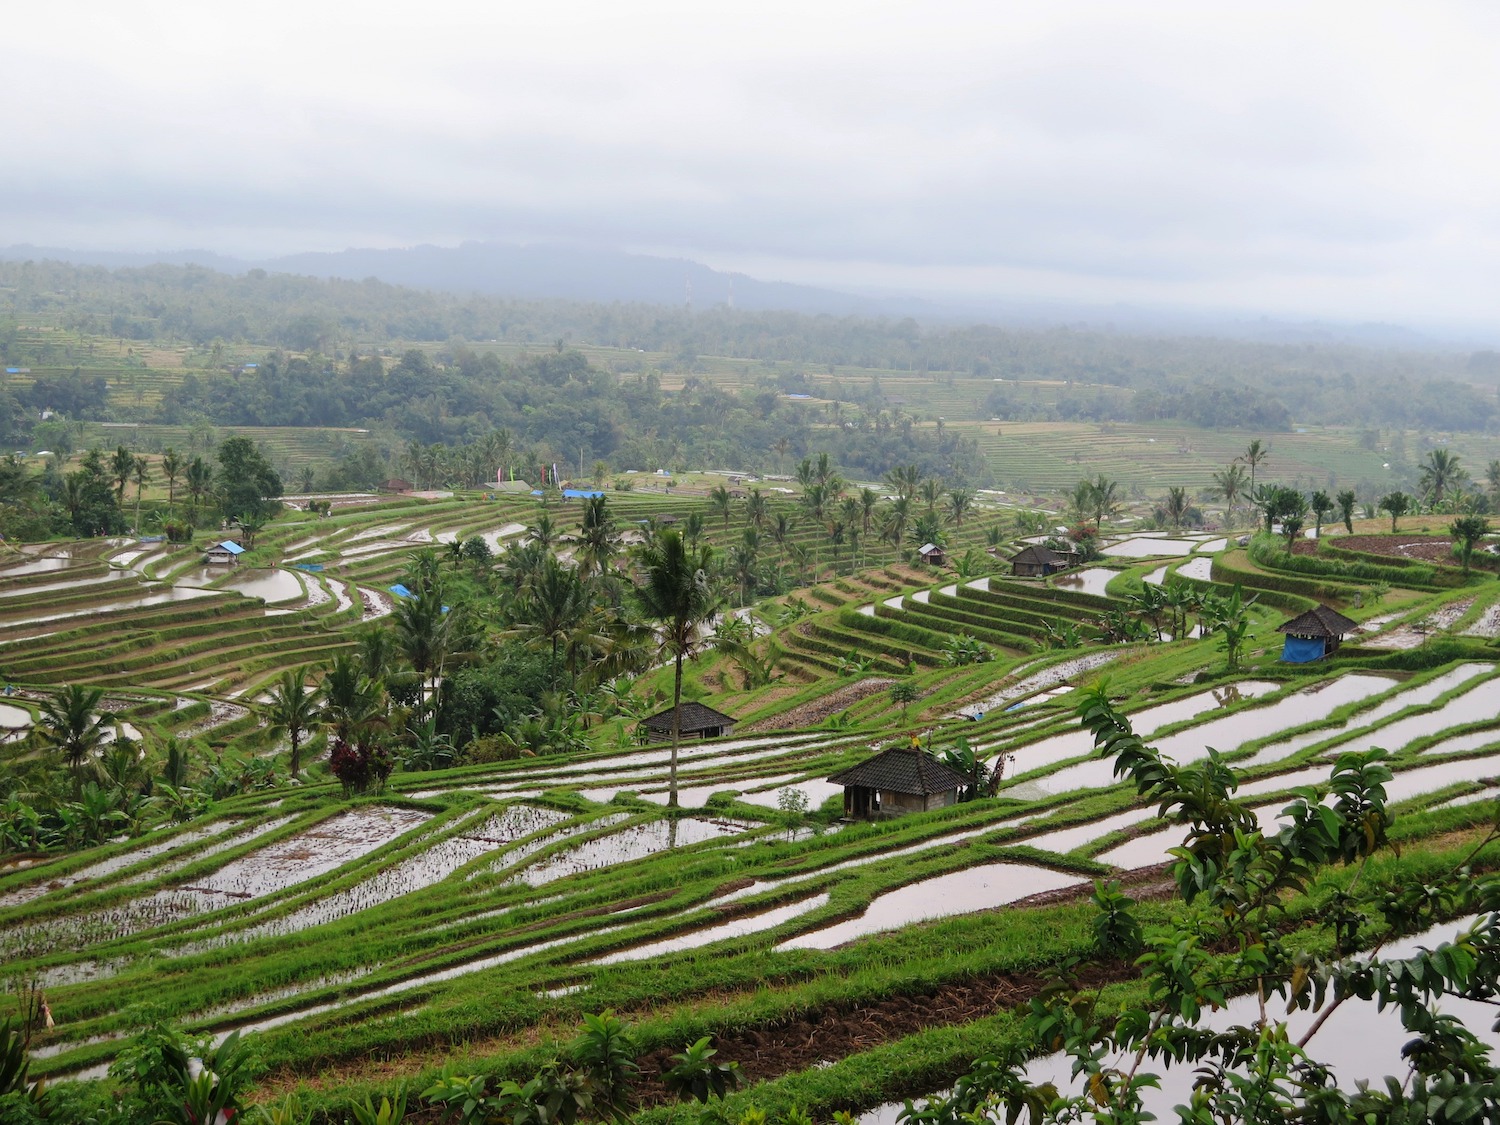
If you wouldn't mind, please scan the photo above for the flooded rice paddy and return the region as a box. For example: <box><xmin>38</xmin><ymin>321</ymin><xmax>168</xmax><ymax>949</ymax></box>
<box><xmin>1050</xmin><ymin>568</ymin><xmax>1118</xmax><ymax>597</ymax></box>
<box><xmin>517</xmin><ymin>817</ymin><xmax>751</xmax><ymax>885</ymax></box>
<box><xmin>593</xmin><ymin>893</ymin><xmax>833</xmax><ymax>964</ymax></box>
<box><xmin>779</xmin><ymin>863</ymin><xmax>1083</xmax><ymax>949</ymax></box>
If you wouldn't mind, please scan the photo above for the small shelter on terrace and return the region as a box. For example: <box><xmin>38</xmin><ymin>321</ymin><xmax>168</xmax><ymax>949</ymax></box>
<box><xmin>917</xmin><ymin>542</ymin><xmax>946</xmax><ymax>565</ymax></box>
<box><xmin>828</xmin><ymin>747</ymin><xmax>969</xmax><ymax>819</ymax></box>
<box><xmin>638</xmin><ymin>701</ymin><xmax>737</xmax><ymax>742</ymax></box>
<box><xmin>378</xmin><ymin>478</ymin><xmax>413</xmax><ymax>493</ymax></box>
<box><xmin>1009</xmin><ymin>543</ymin><xmax>1067</xmax><ymax>577</ymax></box>
<box><xmin>204</xmin><ymin>540</ymin><xmax>244</xmax><ymax>566</ymax></box>
<box><xmin>1277</xmin><ymin>603</ymin><xmax>1359</xmax><ymax>663</ymax></box>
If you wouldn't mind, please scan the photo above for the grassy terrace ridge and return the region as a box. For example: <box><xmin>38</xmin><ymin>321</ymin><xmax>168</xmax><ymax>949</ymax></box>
<box><xmin>2</xmin><ymin>490</ymin><xmax>1500</xmax><ymax>1120</ymax></box>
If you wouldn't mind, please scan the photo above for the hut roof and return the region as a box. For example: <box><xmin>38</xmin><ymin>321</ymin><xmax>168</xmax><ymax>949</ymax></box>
<box><xmin>1009</xmin><ymin>543</ymin><xmax>1064</xmax><ymax>566</ymax></box>
<box><xmin>212</xmin><ymin>540</ymin><xmax>245</xmax><ymax>556</ymax></box>
<box><xmin>380</xmin><ymin>478</ymin><xmax>413</xmax><ymax>490</ymax></box>
<box><xmin>640</xmin><ymin>701</ymin><xmax>737</xmax><ymax>735</ymax></box>
<box><xmin>827</xmin><ymin>747</ymin><xmax>969</xmax><ymax>796</ymax></box>
<box><xmin>1277</xmin><ymin>604</ymin><xmax>1360</xmax><ymax>638</ymax></box>
<box><xmin>918</xmin><ymin>542</ymin><xmax>943</xmax><ymax>555</ymax></box>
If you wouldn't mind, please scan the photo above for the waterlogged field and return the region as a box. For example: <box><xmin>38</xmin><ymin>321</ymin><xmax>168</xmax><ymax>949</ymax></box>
<box><xmin>2</xmin><ymin>501</ymin><xmax>1499</xmax><ymax>1119</ymax></box>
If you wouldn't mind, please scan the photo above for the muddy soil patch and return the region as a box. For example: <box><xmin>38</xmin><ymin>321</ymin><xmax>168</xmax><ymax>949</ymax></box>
<box><xmin>1336</xmin><ymin>534</ymin><xmax>1458</xmax><ymax>564</ymax></box>
<box><xmin>747</xmin><ymin>679</ymin><xmax>894</xmax><ymax>732</ymax></box>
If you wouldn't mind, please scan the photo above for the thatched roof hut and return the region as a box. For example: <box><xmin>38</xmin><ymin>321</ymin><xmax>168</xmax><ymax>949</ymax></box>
<box><xmin>827</xmin><ymin>747</ymin><xmax>969</xmax><ymax>819</ymax></box>
<box><xmin>1276</xmin><ymin>604</ymin><xmax>1359</xmax><ymax>662</ymax></box>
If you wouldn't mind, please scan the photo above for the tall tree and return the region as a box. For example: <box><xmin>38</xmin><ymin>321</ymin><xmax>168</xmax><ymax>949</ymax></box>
<box><xmin>264</xmin><ymin>667</ymin><xmax>321</xmax><ymax>779</ymax></box>
<box><xmin>947</xmin><ymin>487</ymin><xmax>975</xmax><ymax>527</ymax></box>
<box><xmin>110</xmin><ymin>445</ymin><xmax>134</xmax><ymax>504</ymax></box>
<box><xmin>632</xmin><ymin>531</ymin><xmax>722</xmax><ymax>808</ymax></box>
<box><xmin>185</xmin><ymin>456</ymin><xmax>213</xmax><ymax>519</ymax></box>
<box><xmin>215</xmin><ymin>436</ymin><xmax>283</xmax><ymax>520</ymax></box>
<box><xmin>1336</xmin><ymin>488</ymin><xmax>1358</xmax><ymax>534</ymax></box>
<box><xmin>1237</xmin><ymin>439</ymin><xmax>1270</xmax><ymax>496</ymax></box>
<box><xmin>1161</xmin><ymin>486</ymin><xmax>1190</xmax><ymax>530</ymax></box>
<box><xmin>1213</xmin><ymin>463</ymin><xmax>1249</xmax><ymax>525</ymax></box>
<box><xmin>1309</xmin><ymin>490</ymin><xmax>1333</xmax><ymax>538</ymax></box>
<box><xmin>131</xmin><ymin>455</ymin><xmax>150</xmax><ymax>531</ymax></box>
<box><xmin>1379</xmin><ymin>490</ymin><xmax>1413</xmax><ymax>532</ymax></box>
<box><xmin>38</xmin><ymin>684</ymin><xmax>109</xmax><ymax>794</ymax></box>
<box><xmin>160</xmin><ymin>448</ymin><xmax>183</xmax><ymax>508</ymax></box>
<box><xmin>1450</xmin><ymin>515</ymin><xmax>1491</xmax><ymax>573</ymax></box>
<box><xmin>1418</xmin><ymin>448</ymin><xmax>1467</xmax><ymax>508</ymax></box>
<box><xmin>707</xmin><ymin>485</ymin><xmax>733</xmax><ymax>530</ymax></box>
<box><xmin>1088</xmin><ymin>474</ymin><xmax>1121</xmax><ymax>527</ymax></box>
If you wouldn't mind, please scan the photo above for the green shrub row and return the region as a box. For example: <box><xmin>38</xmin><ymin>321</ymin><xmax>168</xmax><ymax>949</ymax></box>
<box><xmin>1249</xmin><ymin>534</ymin><xmax>1438</xmax><ymax>588</ymax></box>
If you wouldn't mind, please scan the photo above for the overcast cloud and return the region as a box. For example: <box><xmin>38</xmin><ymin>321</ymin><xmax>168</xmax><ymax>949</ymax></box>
<box><xmin>5</xmin><ymin>1</ymin><xmax>1499</xmax><ymax>325</ymax></box>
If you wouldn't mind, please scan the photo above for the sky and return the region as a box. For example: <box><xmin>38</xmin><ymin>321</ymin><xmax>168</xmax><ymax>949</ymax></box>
<box><xmin>5</xmin><ymin>1</ymin><xmax>1500</xmax><ymax>328</ymax></box>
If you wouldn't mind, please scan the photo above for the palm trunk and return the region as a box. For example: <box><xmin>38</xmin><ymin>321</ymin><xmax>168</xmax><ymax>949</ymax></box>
<box><xmin>290</xmin><ymin>729</ymin><xmax>301</xmax><ymax>779</ymax></box>
<box><xmin>669</xmin><ymin>654</ymin><xmax>683</xmax><ymax>808</ymax></box>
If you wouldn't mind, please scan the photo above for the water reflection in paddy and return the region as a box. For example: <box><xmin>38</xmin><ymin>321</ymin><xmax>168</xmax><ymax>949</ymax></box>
<box><xmin>592</xmin><ymin>893</ymin><xmax>832</xmax><ymax>964</ymax></box>
<box><xmin>779</xmin><ymin>863</ymin><xmax>1083</xmax><ymax>949</ymax></box>
<box><xmin>517</xmin><ymin>817</ymin><xmax>749</xmax><ymax>886</ymax></box>
<box><xmin>1005</xmin><ymin>681</ymin><xmax>1278</xmax><ymax>783</ymax></box>
<box><xmin>1236</xmin><ymin>664</ymin><xmax>1491</xmax><ymax>768</ymax></box>
<box><xmin>1050</xmin><ymin>568</ymin><xmax>1118</xmax><ymax>597</ymax></box>
<box><xmin>1036</xmin><ymin>673</ymin><xmax>1395</xmax><ymax>794</ymax></box>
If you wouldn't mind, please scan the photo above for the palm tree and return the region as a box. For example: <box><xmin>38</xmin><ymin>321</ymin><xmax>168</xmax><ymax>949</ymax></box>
<box><xmin>577</xmin><ymin>494</ymin><xmax>620</xmax><ymax>577</ymax></box>
<box><xmin>264</xmin><ymin>667</ymin><xmax>321</xmax><ymax>779</ymax></box>
<box><xmin>1161</xmin><ymin>486</ymin><xmax>1190</xmax><ymax>530</ymax></box>
<box><xmin>161</xmin><ymin>448</ymin><xmax>183</xmax><ymax>509</ymax></box>
<box><xmin>1336</xmin><ymin>489</ymin><xmax>1358</xmax><ymax>534</ymax></box>
<box><xmin>1213</xmin><ymin>464</ymin><xmax>1249</xmax><ymax>526</ymax></box>
<box><xmin>320</xmin><ymin>653</ymin><xmax>383</xmax><ymax>743</ymax></box>
<box><xmin>707</xmin><ymin>485</ymin><xmax>733</xmax><ymax>530</ymax></box>
<box><xmin>683</xmin><ymin>511</ymin><xmax>704</xmax><ymax>550</ymax></box>
<box><xmin>633</xmin><ymin>531</ymin><xmax>722</xmax><ymax>807</ymax></box>
<box><xmin>947</xmin><ymin>487</ymin><xmax>975</xmax><ymax>527</ymax></box>
<box><xmin>881</xmin><ymin>497</ymin><xmax>911</xmax><ymax>547</ymax></box>
<box><xmin>1418</xmin><ymin>448</ymin><xmax>1466</xmax><ymax>508</ymax></box>
<box><xmin>770</xmin><ymin>512</ymin><xmax>794</xmax><ymax>552</ymax></box>
<box><xmin>745</xmin><ymin>488</ymin><xmax>768</xmax><ymax>531</ymax></box>
<box><xmin>828</xmin><ymin>520</ymin><xmax>847</xmax><ymax>573</ymax></box>
<box><xmin>527</xmin><ymin>512</ymin><xmax>557</xmax><ymax>550</ymax></box>
<box><xmin>1379</xmin><ymin>491</ymin><xmax>1413</xmax><ymax>532</ymax></box>
<box><xmin>918</xmin><ymin>478</ymin><xmax>943</xmax><ymax>517</ymax></box>
<box><xmin>884</xmin><ymin>464</ymin><xmax>921</xmax><ymax>502</ymax></box>
<box><xmin>392</xmin><ymin>580</ymin><xmax>457</xmax><ymax>707</ymax></box>
<box><xmin>1237</xmin><ymin>439</ymin><xmax>1270</xmax><ymax>497</ymax></box>
<box><xmin>131</xmin><ymin>455</ymin><xmax>150</xmax><ymax>531</ymax></box>
<box><xmin>1487</xmin><ymin>459</ymin><xmax>1500</xmax><ymax>503</ymax></box>
<box><xmin>185</xmin><ymin>456</ymin><xmax>212</xmax><ymax>519</ymax></box>
<box><xmin>510</xmin><ymin>556</ymin><xmax>594</xmax><ymax>690</ymax></box>
<box><xmin>857</xmin><ymin>487</ymin><xmax>879</xmax><ymax>535</ymax></box>
<box><xmin>729</xmin><ymin>543</ymin><xmax>759</xmax><ymax>606</ymax></box>
<box><xmin>1088</xmin><ymin>474</ymin><xmax>1121</xmax><ymax>527</ymax></box>
<box><xmin>38</xmin><ymin>685</ymin><xmax>109</xmax><ymax>794</ymax></box>
<box><xmin>110</xmin><ymin>445</ymin><xmax>134</xmax><ymax>504</ymax></box>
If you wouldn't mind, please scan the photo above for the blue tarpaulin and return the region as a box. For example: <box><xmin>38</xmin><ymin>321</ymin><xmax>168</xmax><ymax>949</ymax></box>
<box><xmin>562</xmin><ymin>489</ymin><xmax>604</xmax><ymax>499</ymax></box>
<box><xmin>389</xmin><ymin>583</ymin><xmax>413</xmax><ymax>599</ymax></box>
<box><xmin>1281</xmin><ymin>636</ymin><xmax>1326</xmax><ymax>663</ymax></box>
<box><xmin>292</xmin><ymin>563</ymin><xmax>324</xmax><ymax>573</ymax></box>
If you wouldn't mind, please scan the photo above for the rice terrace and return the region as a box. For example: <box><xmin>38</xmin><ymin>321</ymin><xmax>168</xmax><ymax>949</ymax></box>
<box><xmin>4</xmin><ymin>266</ymin><xmax>1500</xmax><ymax>1122</ymax></box>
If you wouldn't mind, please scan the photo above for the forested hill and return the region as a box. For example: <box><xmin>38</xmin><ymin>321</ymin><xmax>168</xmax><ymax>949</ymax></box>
<box><xmin>1</xmin><ymin>258</ymin><xmax>1498</xmax><ymax>437</ymax></box>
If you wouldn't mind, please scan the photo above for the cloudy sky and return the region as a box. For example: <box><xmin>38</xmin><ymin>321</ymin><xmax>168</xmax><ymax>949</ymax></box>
<box><xmin>6</xmin><ymin>1</ymin><xmax>1499</xmax><ymax>326</ymax></box>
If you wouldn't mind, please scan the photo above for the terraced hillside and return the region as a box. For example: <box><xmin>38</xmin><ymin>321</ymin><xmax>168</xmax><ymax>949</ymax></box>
<box><xmin>3</xmin><ymin>495</ymin><xmax>1500</xmax><ymax>1120</ymax></box>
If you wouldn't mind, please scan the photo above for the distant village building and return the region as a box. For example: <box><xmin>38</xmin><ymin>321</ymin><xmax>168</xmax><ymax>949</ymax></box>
<box><xmin>638</xmin><ymin>702</ymin><xmax>738</xmax><ymax>742</ymax></box>
<box><xmin>204</xmin><ymin>540</ymin><xmax>245</xmax><ymax>566</ymax></box>
<box><xmin>379</xmin><ymin>478</ymin><xmax>413</xmax><ymax>494</ymax></box>
<box><xmin>1009</xmin><ymin>544</ymin><xmax>1069</xmax><ymax>577</ymax></box>
<box><xmin>1277</xmin><ymin>604</ymin><xmax>1360</xmax><ymax>663</ymax></box>
<box><xmin>827</xmin><ymin>747</ymin><xmax>969</xmax><ymax>819</ymax></box>
<box><xmin>917</xmin><ymin>542</ymin><xmax>946</xmax><ymax>566</ymax></box>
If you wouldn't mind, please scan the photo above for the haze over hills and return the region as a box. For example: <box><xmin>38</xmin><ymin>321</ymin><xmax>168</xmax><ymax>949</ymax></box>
<box><xmin>0</xmin><ymin>240</ymin><xmax>1474</xmax><ymax>351</ymax></box>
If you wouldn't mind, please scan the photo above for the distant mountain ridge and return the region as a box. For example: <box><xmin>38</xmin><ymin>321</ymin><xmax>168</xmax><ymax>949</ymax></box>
<box><xmin>0</xmin><ymin>240</ymin><xmax>903</xmax><ymax>317</ymax></box>
<box><xmin>0</xmin><ymin>241</ymin><xmax>1480</xmax><ymax>349</ymax></box>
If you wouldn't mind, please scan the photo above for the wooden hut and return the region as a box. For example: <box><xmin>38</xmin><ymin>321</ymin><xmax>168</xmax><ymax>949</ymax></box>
<box><xmin>204</xmin><ymin>540</ymin><xmax>245</xmax><ymax>566</ymax></box>
<box><xmin>827</xmin><ymin>747</ymin><xmax>968</xmax><ymax>819</ymax></box>
<box><xmin>1009</xmin><ymin>543</ymin><xmax>1067</xmax><ymax>577</ymax></box>
<box><xmin>917</xmin><ymin>542</ymin><xmax>946</xmax><ymax>566</ymax></box>
<box><xmin>638</xmin><ymin>701</ymin><xmax>737</xmax><ymax>742</ymax></box>
<box><xmin>378</xmin><ymin>478</ymin><xmax>413</xmax><ymax>493</ymax></box>
<box><xmin>1277</xmin><ymin>604</ymin><xmax>1359</xmax><ymax>662</ymax></box>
